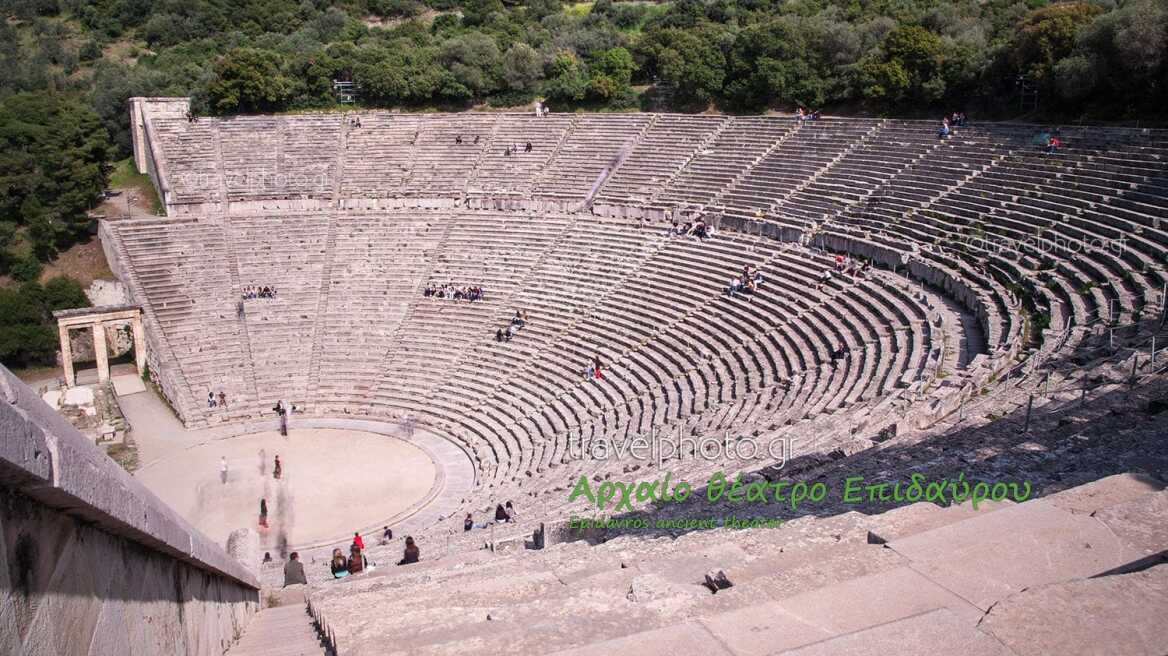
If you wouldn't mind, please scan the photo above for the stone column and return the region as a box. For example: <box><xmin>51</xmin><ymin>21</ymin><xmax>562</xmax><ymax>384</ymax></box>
<box><xmin>58</xmin><ymin>324</ymin><xmax>75</xmax><ymax>387</ymax></box>
<box><xmin>132</xmin><ymin>314</ymin><xmax>147</xmax><ymax>375</ymax></box>
<box><xmin>93</xmin><ymin>322</ymin><xmax>109</xmax><ymax>383</ymax></box>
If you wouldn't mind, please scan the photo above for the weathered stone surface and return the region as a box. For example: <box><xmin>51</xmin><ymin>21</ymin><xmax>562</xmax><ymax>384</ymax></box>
<box><xmin>703</xmin><ymin>566</ymin><xmax>981</xmax><ymax>655</ymax></box>
<box><xmin>1044</xmin><ymin>473</ymin><xmax>1165</xmax><ymax>516</ymax></box>
<box><xmin>864</xmin><ymin>499</ymin><xmax>1013</xmax><ymax>545</ymax></box>
<box><xmin>888</xmin><ymin>500</ymin><xmax>1141</xmax><ymax>610</ymax></box>
<box><xmin>1093</xmin><ymin>489</ymin><xmax>1168</xmax><ymax>559</ymax></box>
<box><xmin>0</xmin><ymin>365</ymin><xmax>259</xmax><ymax>656</ymax></box>
<box><xmin>227</xmin><ymin>528</ymin><xmax>262</xmax><ymax>577</ymax></box>
<box><xmin>549</xmin><ymin>621</ymin><xmax>733</xmax><ymax>656</ymax></box>
<box><xmin>778</xmin><ymin>608</ymin><xmax>1011</xmax><ymax>656</ymax></box>
<box><xmin>978</xmin><ymin>564</ymin><xmax>1168</xmax><ymax>656</ymax></box>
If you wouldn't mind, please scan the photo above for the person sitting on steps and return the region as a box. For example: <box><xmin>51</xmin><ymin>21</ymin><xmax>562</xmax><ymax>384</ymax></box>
<box><xmin>284</xmin><ymin>552</ymin><xmax>308</xmax><ymax>587</ymax></box>
<box><xmin>398</xmin><ymin>536</ymin><xmax>420</xmax><ymax>565</ymax></box>
<box><xmin>330</xmin><ymin>548</ymin><xmax>350</xmax><ymax>578</ymax></box>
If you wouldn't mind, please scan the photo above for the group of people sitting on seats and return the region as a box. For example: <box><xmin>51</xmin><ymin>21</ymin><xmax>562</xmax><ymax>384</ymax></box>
<box><xmin>323</xmin><ymin>531</ymin><xmax>421</xmax><ymax>580</ymax></box>
<box><xmin>504</xmin><ymin>142</ymin><xmax>534</xmax><ymax>156</ymax></box>
<box><xmin>817</xmin><ymin>254</ymin><xmax>870</xmax><ymax>291</ymax></box>
<box><xmin>424</xmin><ymin>283</ymin><xmax>485</xmax><ymax>301</ymax></box>
<box><xmin>348</xmin><ymin>116</ymin><xmax>362</xmax><ymax>128</ymax></box>
<box><xmin>496</xmin><ymin>310</ymin><xmax>528</xmax><ymax>342</ymax></box>
<box><xmin>937</xmin><ymin>112</ymin><xmax>968</xmax><ymax>139</ymax></box>
<box><xmin>454</xmin><ymin>134</ymin><xmax>481</xmax><ymax>145</ymax></box>
<box><xmin>463</xmin><ymin>501</ymin><xmax>518</xmax><ymax>530</ymax></box>
<box><xmin>242</xmin><ymin>285</ymin><xmax>277</xmax><ymax>299</ymax></box>
<box><xmin>796</xmin><ymin>107</ymin><xmax>821</xmax><ymax>122</ymax></box>
<box><xmin>727</xmin><ymin>264</ymin><xmax>765</xmax><ymax>297</ymax></box>
<box><xmin>667</xmin><ymin>220</ymin><xmax>713</xmax><ymax>241</ymax></box>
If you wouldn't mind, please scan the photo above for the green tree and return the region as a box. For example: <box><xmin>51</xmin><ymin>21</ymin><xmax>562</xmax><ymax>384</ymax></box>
<box><xmin>1008</xmin><ymin>3</ymin><xmax>1104</xmax><ymax>85</ymax></box>
<box><xmin>502</xmin><ymin>43</ymin><xmax>544</xmax><ymax>92</ymax></box>
<box><xmin>544</xmin><ymin>50</ymin><xmax>589</xmax><ymax>102</ymax></box>
<box><xmin>0</xmin><ymin>92</ymin><xmax>109</xmax><ymax>261</ymax></box>
<box><xmin>0</xmin><ymin>282</ymin><xmax>57</xmax><ymax>368</ymax></box>
<box><xmin>206</xmin><ymin>47</ymin><xmax>296</xmax><ymax>113</ymax></box>
<box><xmin>637</xmin><ymin>27</ymin><xmax>726</xmax><ymax>108</ymax></box>
<box><xmin>43</xmin><ymin>275</ymin><xmax>90</xmax><ymax>311</ymax></box>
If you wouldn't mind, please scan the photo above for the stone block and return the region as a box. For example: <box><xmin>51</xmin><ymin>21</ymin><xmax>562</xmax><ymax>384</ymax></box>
<box><xmin>779</xmin><ymin>608</ymin><xmax>1011</xmax><ymax>656</ymax></box>
<box><xmin>978</xmin><ymin>564</ymin><xmax>1168</xmax><ymax>656</ymax></box>
<box><xmin>550</xmin><ymin>621</ymin><xmax>733</xmax><ymax>656</ymax></box>
<box><xmin>888</xmin><ymin>499</ymin><xmax>1143</xmax><ymax>611</ymax></box>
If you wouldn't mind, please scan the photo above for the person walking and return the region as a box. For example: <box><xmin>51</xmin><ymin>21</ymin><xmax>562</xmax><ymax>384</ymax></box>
<box><xmin>259</xmin><ymin>498</ymin><xmax>269</xmax><ymax>528</ymax></box>
<box><xmin>273</xmin><ymin>455</ymin><xmax>282</xmax><ymax>480</ymax></box>
<box><xmin>220</xmin><ymin>456</ymin><xmax>228</xmax><ymax>484</ymax></box>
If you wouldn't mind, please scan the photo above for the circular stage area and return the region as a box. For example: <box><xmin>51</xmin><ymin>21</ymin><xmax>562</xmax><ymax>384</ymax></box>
<box><xmin>137</xmin><ymin>428</ymin><xmax>438</xmax><ymax>549</ymax></box>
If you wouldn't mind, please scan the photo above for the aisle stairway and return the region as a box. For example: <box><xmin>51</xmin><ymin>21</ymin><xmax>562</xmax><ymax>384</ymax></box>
<box><xmin>227</xmin><ymin>601</ymin><xmax>331</xmax><ymax>656</ymax></box>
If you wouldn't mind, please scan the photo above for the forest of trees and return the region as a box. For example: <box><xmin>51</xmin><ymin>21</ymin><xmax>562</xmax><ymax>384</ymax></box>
<box><xmin>0</xmin><ymin>0</ymin><xmax>1164</xmax><ymax>357</ymax></box>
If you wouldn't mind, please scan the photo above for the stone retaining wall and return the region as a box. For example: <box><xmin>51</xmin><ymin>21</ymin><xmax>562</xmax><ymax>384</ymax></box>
<box><xmin>0</xmin><ymin>365</ymin><xmax>259</xmax><ymax>656</ymax></box>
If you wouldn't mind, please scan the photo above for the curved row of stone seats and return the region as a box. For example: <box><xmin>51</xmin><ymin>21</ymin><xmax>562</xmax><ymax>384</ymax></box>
<box><xmin>710</xmin><ymin>118</ymin><xmax>882</xmax><ymax>218</ymax></box>
<box><xmin>466</xmin><ymin>115</ymin><xmax>575</xmax><ymax>198</ymax></box>
<box><xmin>339</xmin><ymin>113</ymin><xmax>421</xmax><ymax>199</ymax></box>
<box><xmin>402</xmin><ymin>114</ymin><xmax>499</xmax><ymax>197</ymax></box>
<box><xmin>147</xmin><ymin>117</ymin><xmax>222</xmax><ymax>204</ymax></box>
<box><xmin>110</xmin><ymin>209</ymin><xmax>945</xmax><ymax>493</ymax></box>
<box><xmin>226</xmin><ymin>214</ymin><xmax>328</xmax><ymax>406</ymax></box>
<box><xmin>776</xmin><ymin>119</ymin><xmax>942</xmax><ymax>224</ymax></box>
<box><xmin>310</xmin><ymin>213</ymin><xmax>445</xmax><ymax>404</ymax></box>
<box><xmin>532</xmin><ymin>114</ymin><xmax>654</xmax><ymax>204</ymax></box>
<box><xmin>110</xmin><ymin>218</ymin><xmax>253</xmax><ymax>425</ymax></box>
<box><xmin>834</xmin><ymin>125</ymin><xmax>1168</xmax><ymax>350</ymax></box>
<box><xmin>232</xmin><ymin>113</ymin><xmax>341</xmax><ymax>201</ymax></box>
<box><xmin>655</xmin><ymin>117</ymin><xmax>797</xmax><ymax>210</ymax></box>
<box><xmin>302</xmin><ymin>473</ymin><xmax>1167</xmax><ymax>656</ymax></box>
<box><xmin>594</xmin><ymin>114</ymin><xmax>728</xmax><ymax>208</ymax></box>
<box><xmin>406</xmin><ymin>219</ymin><xmax>940</xmax><ymax>487</ymax></box>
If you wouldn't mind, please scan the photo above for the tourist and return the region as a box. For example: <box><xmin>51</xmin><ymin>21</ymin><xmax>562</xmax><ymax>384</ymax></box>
<box><xmin>495</xmin><ymin>503</ymin><xmax>510</xmax><ymax>523</ymax></box>
<box><xmin>330</xmin><ymin>548</ymin><xmax>350</xmax><ymax>578</ymax></box>
<box><xmin>474</xmin><ymin>135</ymin><xmax>480</xmax><ymax>144</ymax></box>
<box><xmin>455</xmin><ymin>135</ymin><xmax>463</xmax><ymax>145</ymax></box>
<box><xmin>208</xmin><ymin>392</ymin><xmax>216</xmax><ymax>408</ymax></box>
<box><xmin>220</xmin><ymin>456</ymin><xmax>228</xmax><ymax>484</ymax></box>
<box><xmin>464</xmin><ymin>513</ymin><xmax>474</xmax><ymax>531</ymax></box>
<box><xmin>398</xmin><ymin>536</ymin><xmax>420</xmax><ymax>565</ymax></box>
<box><xmin>496</xmin><ymin>328</ymin><xmax>505</xmax><ymax>342</ymax></box>
<box><xmin>525</xmin><ymin>141</ymin><xmax>532</xmax><ymax>153</ymax></box>
<box><xmin>263</xmin><ymin>552</ymin><xmax>272</xmax><ymax>563</ymax></box>
<box><xmin>352</xmin><ymin>532</ymin><xmax>365</xmax><ymax>551</ymax></box>
<box><xmin>218</xmin><ymin>391</ymin><xmax>227</xmax><ymax>408</ymax></box>
<box><xmin>504</xmin><ymin>147</ymin><xmax>511</xmax><ymax>157</ymax></box>
<box><xmin>512</xmin><ymin>311</ymin><xmax>525</xmax><ymax>329</ymax></box>
<box><xmin>348</xmin><ymin>544</ymin><xmax>366</xmax><ymax>574</ymax></box>
<box><xmin>279</xmin><ymin>411</ymin><xmax>288</xmax><ymax>437</ymax></box>
<box><xmin>274</xmin><ymin>400</ymin><xmax>285</xmax><ymax>416</ymax></box>
<box><xmin>380</xmin><ymin>526</ymin><xmax>394</xmax><ymax>545</ymax></box>
<box><xmin>274</xmin><ymin>455</ymin><xmax>282</xmax><ymax>480</ymax></box>
<box><xmin>505</xmin><ymin>501</ymin><xmax>517</xmax><ymax>520</ymax></box>
<box><xmin>259</xmin><ymin>498</ymin><xmax>268</xmax><ymax>528</ymax></box>
<box><xmin>593</xmin><ymin>355</ymin><xmax>604</xmax><ymax>380</ymax></box>
<box><xmin>1047</xmin><ymin>135</ymin><xmax>1061</xmax><ymax>155</ymax></box>
<box><xmin>505</xmin><ymin>324</ymin><xmax>515</xmax><ymax>341</ymax></box>
<box><xmin>938</xmin><ymin>117</ymin><xmax>950</xmax><ymax>139</ymax></box>
<box><xmin>284</xmin><ymin>552</ymin><xmax>307</xmax><ymax>586</ymax></box>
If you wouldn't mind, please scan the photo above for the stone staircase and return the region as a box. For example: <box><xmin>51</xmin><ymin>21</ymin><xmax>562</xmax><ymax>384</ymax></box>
<box><xmin>227</xmin><ymin>602</ymin><xmax>331</xmax><ymax>656</ymax></box>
